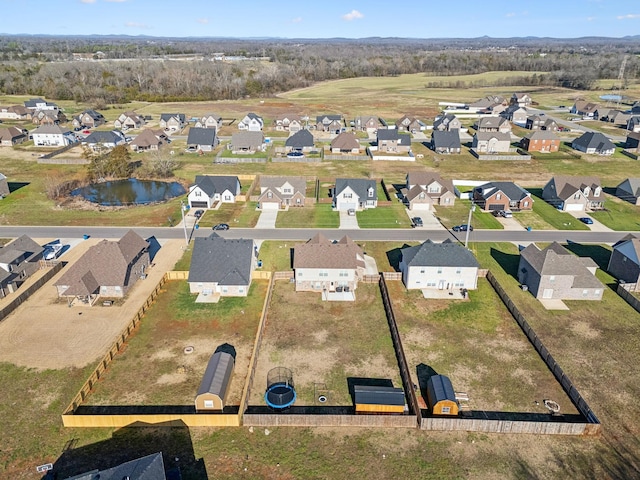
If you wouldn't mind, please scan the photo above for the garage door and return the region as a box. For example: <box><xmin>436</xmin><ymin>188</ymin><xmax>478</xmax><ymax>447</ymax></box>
<box><xmin>411</xmin><ymin>203</ymin><xmax>431</xmax><ymax>211</ymax></box>
<box><xmin>341</xmin><ymin>203</ymin><xmax>357</xmax><ymax>211</ymax></box>
<box><xmin>190</xmin><ymin>201</ymin><xmax>208</xmax><ymax>208</ymax></box>
<box><xmin>261</xmin><ymin>202</ymin><xmax>280</xmax><ymax>210</ymax></box>
<box><xmin>489</xmin><ymin>204</ymin><xmax>506</xmax><ymax>211</ymax></box>
<box><xmin>565</xmin><ymin>203</ymin><xmax>583</xmax><ymax>211</ymax></box>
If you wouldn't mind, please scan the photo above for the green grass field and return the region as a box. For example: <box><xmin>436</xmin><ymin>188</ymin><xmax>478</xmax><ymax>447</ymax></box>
<box><xmin>275</xmin><ymin>203</ymin><xmax>339</xmax><ymax>228</ymax></box>
<box><xmin>356</xmin><ymin>203</ymin><xmax>412</xmax><ymax>228</ymax></box>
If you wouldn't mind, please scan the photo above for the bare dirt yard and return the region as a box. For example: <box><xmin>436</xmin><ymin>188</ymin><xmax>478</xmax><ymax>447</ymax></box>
<box><xmin>0</xmin><ymin>237</ymin><xmax>185</xmax><ymax>370</ymax></box>
<box><xmin>250</xmin><ymin>281</ymin><xmax>402</xmax><ymax>407</ymax></box>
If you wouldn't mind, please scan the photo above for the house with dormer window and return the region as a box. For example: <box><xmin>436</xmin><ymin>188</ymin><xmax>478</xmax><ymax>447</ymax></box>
<box><xmin>238</xmin><ymin>113</ymin><xmax>264</xmax><ymax>131</ymax></box>
<box><xmin>402</xmin><ymin>172</ymin><xmax>456</xmax><ymax>211</ymax></box>
<box><xmin>542</xmin><ymin>176</ymin><xmax>605</xmax><ymax>211</ymax></box>
<box><xmin>333</xmin><ymin>178</ymin><xmax>377</xmax><ymax>211</ymax></box>
<box><xmin>257</xmin><ymin>176</ymin><xmax>306</xmax><ymax>209</ymax></box>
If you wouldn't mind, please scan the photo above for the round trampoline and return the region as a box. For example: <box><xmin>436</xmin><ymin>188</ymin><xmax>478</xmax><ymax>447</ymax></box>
<box><xmin>265</xmin><ymin>367</ymin><xmax>296</xmax><ymax>409</ymax></box>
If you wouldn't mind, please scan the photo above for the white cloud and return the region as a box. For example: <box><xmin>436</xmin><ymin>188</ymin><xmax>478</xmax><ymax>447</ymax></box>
<box><xmin>342</xmin><ymin>9</ymin><xmax>363</xmax><ymax>21</ymax></box>
<box><xmin>617</xmin><ymin>13</ymin><xmax>640</xmax><ymax>20</ymax></box>
<box><xmin>125</xmin><ymin>21</ymin><xmax>150</xmax><ymax>29</ymax></box>
<box><xmin>587</xmin><ymin>16</ymin><xmax>596</xmax><ymax>21</ymax></box>
<box><xmin>105</xmin><ymin>0</ymin><xmax>128</xmax><ymax>2</ymax></box>
<box><xmin>196</xmin><ymin>18</ymin><xmax>209</xmax><ymax>24</ymax></box>
<box><xmin>292</xmin><ymin>17</ymin><xmax>302</xmax><ymax>23</ymax></box>
<box><xmin>505</xmin><ymin>12</ymin><xmax>516</xmax><ymax>17</ymax></box>
<box><xmin>80</xmin><ymin>0</ymin><xmax>96</xmax><ymax>4</ymax></box>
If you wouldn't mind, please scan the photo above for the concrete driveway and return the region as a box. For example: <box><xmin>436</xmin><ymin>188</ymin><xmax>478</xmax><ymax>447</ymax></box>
<box><xmin>565</xmin><ymin>211</ymin><xmax>613</xmax><ymax>232</ymax></box>
<box><xmin>404</xmin><ymin>209</ymin><xmax>445</xmax><ymax>230</ymax></box>
<box><xmin>255</xmin><ymin>209</ymin><xmax>278</xmax><ymax>228</ymax></box>
<box><xmin>339</xmin><ymin>210</ymin><xmax>359</xmax><ymax>229</ymax></box>
<box><xmin>495</xmin><ymin>215</ymin><xmax>526</xmax><ymax>231</ymax></box>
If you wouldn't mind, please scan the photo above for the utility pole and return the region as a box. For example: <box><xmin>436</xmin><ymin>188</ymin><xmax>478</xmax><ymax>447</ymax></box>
<box><xmin>464</xmin><ymin>202</ymin><xmax>475</xmax><ymax>249</ymax></box>
<box><xmin>180</xmin><ymin>200</ymin><xmax>188</xmax><ymax>246</ymax></box>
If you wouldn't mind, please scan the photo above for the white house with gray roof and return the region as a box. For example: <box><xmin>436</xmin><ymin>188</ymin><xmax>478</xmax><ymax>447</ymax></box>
<box><xmin>230</xmin><ymin>131</ymin><xmax>264</xmax><ymax>153</ymax></box>
<box><xmin>399</xmin><ymin>239</ymin><xmax>480</xmax><ymax>291</ymax></box>
<box><xmin>188</xmin><ymin>175</ymin><xmax>241</xmax><ymax>208</ymax></box>
<box><xmin>572</xmin><ymin>132</ymin><xmax>615</xmax><ymax>155</ymax></box>
<box><xmin>82</xmin><ymin>130</ymin><xmax>127</xmax><ymax>152</ymax></box>
<box><xmin>186</xmin><ymin>127</ymin><xmax>219</xmax><ymax>152</ymax></box>
<box><xmin>285</xmin><ymin>129</ymin><xmax>314</xmax><ymax>152</ymax></box>
<box><xmin>238</xmin><ymin>113</ymin><xmax>264</xmax><ymax>131</ymax></box>
<box><xmin>376</xmin><ymin>128</ymin><xmax>411</xmax><ymax>153</ymax></box>
<box><xmin>188</xmin><ymin>233</ymin><xmax>256</xmax><ymax>299</ymax></box>
<box><xmin>159</xmin><ymin>113</ymin><xmax>186</xmax><ymax>131</ymax></box>
<box><xmin>333</xmin><ymin>178</ymin><xmax>377</xmax><ymax>211</ymax></box>
<box><xmin>31</xmin><ymin>125</ymin><xmax>77</xmax><ymax>147</ymax></box>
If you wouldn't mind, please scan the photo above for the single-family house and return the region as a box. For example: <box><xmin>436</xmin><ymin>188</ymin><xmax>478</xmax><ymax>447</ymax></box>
<box><xmin>330</xmin><ymin>132</ymin><xmax>361</xmax><ymax>154</ymax></box>
<box><xmin>399</xmin><ymin>239</ymin><xmax>480</xmax><ymax>291</ymax></box>
<box><xmin>274</xmin><ymin>114</ymin><xmax>303</xmax><ymax>133</ymax></box>
<box><xmin>195</xmin><ymin>351</ymin><xmax>234</xmax><ymax>411</ymax></box>
<box><xmin>0</xmin><ymin>126</ymin><xmax>27</xmax><ymax>146</ymax></box>
<box><xmin>315</xmin><ymin>114</ymin><xmax>343</xmax><ymax>133</ymax></box>
<box><xmin>333</xmin><ymin>178</ymin><xmax>377</xmax><ymax>211</ymax></box>
<box><xmin>627</xmin><ymin>116</ymin><xmax>640</xmax><ymax>133</ymax></box>
<box><xmin>511</xmin><ymin>93</ymin><xmax>532</xmax><ymax>108</ymax></box>
<box><xmin>354</xmin><ymin>115</ymin><xmax>382</xmax><ymax>133</ymax></box>
<box><xmin>82</xmin><ymin>130</ymin><xmax>127</xmax><ymax>152</ymax></box>
<box><xmin>433</xmin><ymin>114</ymin><xmax>461</xmax><ymax>132</ymax></box>
<box><xmin>285</xmin><ymin>129</ymin><xmax>314</xmax><ymax>153</ymax></box>
<box><xmin>0</xmin><ymin>105</ymin><xmax>30</xmax><ymax>120</ymax></box>
<box><xmin>609</xmin><ymin>110</ymin><xmax>632</xmax><ymax>126</ymax></box>
<box><xmin>230</xmin><ymin>131</ymin><xmax>264</xmax><ymax>153</ymax></box>
<box><xmin>475</xmin><ymin>116</ymin><xmax>512</xmax><ymax>133</ymax></box>
<box><xmin>615</xmin><ymin>178</ymin><xmax>640</xmax><ymax>205</ymax></box>
<box><xmin>114</xmin><ymin>111</ymin><xmax>145</xmax><ymax>130</ymax></box>
<box><xmin>520</xmin><ymin>130</ymin><xmax>560</xmax><ymax>153</ymax></box>
<box><xmin>31</xmin><ymin>125</ymin><xmax>77</xmax><ymax>147</ymax></box>
<box><xmin>632</xmin><ymin>101</ymin><xmax>640</xmax><ymax>115</ymax></box>
<box><xmin>625</xmin><ymin>131</ymin><xmax>640</xmax><ymax>152</ymax></box>
<box><xmin>525</xmin><ymin>115</ymin><xmax>557</xmax><ymax>131</ymax></box>
<box><xmin>501</xmin><ymin>105</ymin><xmax>528</xmax><ymax>126</ymax></box>
<box><xmin>72</xmin><ymin>109</ymin><xmax>105</xmax><ymax>129</ymax></box>
<box><xmin>293</xmin><ymin>233</ymin><xmax>368</xmax><ymax>295</ymax></box>
<box><xmin>518</xmin><ymin>242</ymin><xmax>604</xmax><ymax>301</ymax></box>
<box><xmin>54</xmin><ymin>230</ymin><xmax>150</xmax><ymax>305</ymax></box>
<box><xmin>63</xmin><ymin>452</ymin><xmax>167</xmax><ymax>480</ymax></box>
<box><xmin>473</xmin><ymin>181</ymin><xmax>533</xmax><ymax>212</ymax></box>
<box><xmin>402</xmin><ymin>172</ymin><xmax>456</xmax><ymax>210</ymax></box>
<box><xmin>469</xmin><ymin>95</ymin><xmax>507</xmax><ymax>114</ymax></box>
<box><xmin>188</xmin><ymin>233</ymin><xmax>256</xmax><ymax>298</ymax></box>
<box><xmin>571</xmin><ymin>100</ymin><xmax>598</xmax><ymax>118</ymax></box>
<box><xmin>542</xmin><ymin>176</ymin><xmax>605</xmax><ymax>211</ymax></box>
<box><xmin>129</xmin><ymin>129</ymin><xmax>169</xmax><ymax>152</ymax></box>
<box><xmin>31</xmin><ymin>109</ymin><xmax>66</xmax><ymax>126</ymax></box>
<box><xmin>257</xmin><ymin>176</ymin><xmax>306</xmax><ymax>209</ymax></box>
<box><xmin>188</xmin><ymin>175</ymin><xmax>241</xmax><ymax>208</ymax></box>
<box><xmin>607</xmin><ymin>234</ymin><xmax>640</xmax><ymax>290</ymax></box>
<box><xmin>376</xmin><ymin>128</ymin><xmax>411</xmax><ymax>153</ymax></box>
<box><xmin>186</xmin><ymin>127</ymin><xmax>219</xmax><ymax>152</ymax></box>
<box><xmin>572</xmin><ymin>132</ymin><xmax>615</xmax><ymax>155</ymax></box>
<box><xmin>159</xmin><ymin>113</ymin><xmax>186</xmax><ymax>132</ymax></box>
<box><xmin>0</xmin><ymin>173</ymin><xmax>9</xmax><ymax>198</ymax></box>
<box><xmin>195</xmin><ymin>113</ymin><xmax>223</xmax><ymax>130</ymax></box>
<box><xmin>396</xmin><ymin>115</ymin><xmax>425</xmax><ymax>133</ymax></box>
<box><xmin>24</xmin><ymin>98</ymin><xmax>58</xmax><ymax>111</ymax></box>
<box><xmin>471</xmin><ymin>131</ymin><xmax>511</xmax><ymax>153</ymax></box>
<box><xmin>0</xmin><ymin>235</ymin><xmax>44</xmax><ymax>298</ymax></box>
<box><xmin>431</xmin><ymin>129</ymin><xmax>461</xmax><ymax>154</ymax></box>
<box><xmin>594</xmin><ymin>107</ymin><xmax>613</xmax><ymax>121</ymax></box>
<box><xmin>238</xmin><ymin>113</ymin><xmax>264</xmax><ymax>131</ymax></box>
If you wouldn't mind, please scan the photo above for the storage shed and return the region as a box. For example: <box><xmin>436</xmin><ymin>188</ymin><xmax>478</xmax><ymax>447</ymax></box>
<box><xmin>353</xmin><ymin>385</ymin><xmax>406</xmax><ymax>414</ymax></box>
<box><xmin>195</xmin><ymin>351</ymin><xmax>234</xmax><ymax>411</ymax></box>
<box><xmin>426</xmin><ymin>375</ymin><xmax>459</xmax><ymax>415</ymax></box>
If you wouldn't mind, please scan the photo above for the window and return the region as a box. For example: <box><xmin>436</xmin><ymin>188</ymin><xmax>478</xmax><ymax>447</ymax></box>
<box><xmin>496</xmin><ymin>193</ymin><xmax>502</xmax><ymax>200</ymax></box>
<box><xmin>239</xmin><ymin>287</ymin><xmax>244</xmax><ymax>294</ymax></box>
<box><xmin>427</xmin><ymin>280</ymin><xmax>437</xmax><ymax>287</ymax></box>
<box><xmin>204</xmin><ymin>400</ymin><xmax>214</xmax><ymax>408</ymax></box>
<box><xmin>456</xmin><ymin>268</ymin><xmax>462</xmax><ymax>274</ymax></box>
<box><xmin>523</xmin><ymin>200</ymin><xmax>529</xmax><ymax>207</ymax></box>
<box><xmin>296</xmin><ymin>198</ymin><xmax>301</xmax><ymax>204</ymax></box>
<box><xmin>583</xmin><ymin>187</ymin><xmax>590</xmax><ymax>196</ymax></box>
<box><xmin>442</xmin><ymin>406</ymin><xmax>451</xmax><ymax>414</ymax></box>
<box><xmin>419</xmin><ymin>193</ymin><xmax>425</xmax><ymax>199</ymax></box>
<box><xmin>574</xmin><ymin>193</ymin><xmax>581</xmax><ymax>199</ymax></box>
<box><xmin>344</xmin><ymin>193</ymin><xmax>352</xmax><ymax>199</ymax></box>
<box><xmin>339</xmin><ymin>271</ymin><xmax>348</xmax><ymax>277</ymax></box>
<box><xmin>594</xmin><ymin>187</ymin><xmax>601</xmax><ymax>197</ymax></box>
<box><xmin>319</xmin><ymin>271</ymin><xmax>328</xmax><ymax>277</ymax></box>
<box><xmin>594</xmin><ymin>289</ymin><xmax>602</xmax><ymax>296</ymax></box>
<box><xmin>445</xmin><ymin>198</ymin><xmax>451</xmax><ymax>204</ymax></box>
<box><xmin>195</xmin><ymin>191</ymin><xmax>201</xmax><ymax>197</ymax></box>
<box><xmin>224</xmin><ymin>195</ymin><xmax>231</xmax><ymax>201</ymax></box>
<box><xmin>222</xmin><ymin>287</ymin><xmax>228</xmax><ymax>293</ymax></box>
<box><xmin>437</xmin><ymin>268</ymin><xmax>443</xmax><ymax>274</ymax></box>
<box><xmin>284</xmin><ymin>188</ymin><xmax>292</xmax><ymax>193</ymax></box>
<box><xmin>267</xmin><ymin>192</ymin><xmax>273</xmax><ymax>198</ymax></box>
<box><xmin>549</xmin><ymin>276</ymin><xmax>555</xmax><ymax>283</ymax></box>
<box><xmin>368</xmin><ymin>187</ymin><xmax>374</xmax><ymax>198</ymax></box>
<box><xmin>582</xmin><ymin>289</ymin><xmax>589</xmax><ymax>297</ymax></box>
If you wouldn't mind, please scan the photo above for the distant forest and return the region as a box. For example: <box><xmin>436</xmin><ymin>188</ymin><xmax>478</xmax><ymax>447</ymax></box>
<box><xmin>0</xmin><ymin>35</ymin><xmax>639</xmax><ymax>105</ymax></box>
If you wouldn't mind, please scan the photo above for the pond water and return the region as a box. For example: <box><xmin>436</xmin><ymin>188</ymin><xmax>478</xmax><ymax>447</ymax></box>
<box><xmin>71</xmin><ymin>179</ymin><xmax>186</xmax><ymax>206</ymax></box>
<box><xmin>599</xmin><ymin>94</ymin><xmax>623</xmax><ymax>101</ymax></box>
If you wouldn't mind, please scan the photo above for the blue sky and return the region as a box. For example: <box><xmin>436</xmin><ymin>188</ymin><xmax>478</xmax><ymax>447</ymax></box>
<box><xmin>2</xmin><ymin>0</ymin><xmax>640</xmax><ymax>38</ymax></box>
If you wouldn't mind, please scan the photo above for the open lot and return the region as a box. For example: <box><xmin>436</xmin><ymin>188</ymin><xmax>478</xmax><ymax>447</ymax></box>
<box><xmin>275</xmin><ymin>203</ymin><xmax>339</xmax><ymax>228</ymax></box>
<box><xmin>250</xmin><ymin>282</ymin><xmax>402</xmax><ymax>406</ymax></box>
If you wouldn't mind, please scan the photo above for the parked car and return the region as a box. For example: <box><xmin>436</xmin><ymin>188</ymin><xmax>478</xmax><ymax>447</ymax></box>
<box><xmin>193</xmin><ymin>209</ymin><xmax>204</xmax><ymax>219</ymax></box>
<box><xmin>578</xmin><ymin>217</ymin><xmax>594</xmax><ymax>225</ymax></box>
<box><xmin>213</xmin><ymin>223</ymin><xmax>229</xmax><ymax>230</ymax></box>
<box><xmin>495</xmin><ymin>210</ymin><xmax>513</xmax><ymax>218</ymax></box>
<box><xmin>452</xmin><ymin>224</ymin><xmax>473</xmax><ymax>232</ymax></box>
<box><xmin>412</xmin><ymin>217</ymin><xmax>424</xmax><ymax>227</ymax></box>
<box><xmin>347</xmin><ymin>208</ymin><xmax>356</xmax><ymax>216</ymax></box>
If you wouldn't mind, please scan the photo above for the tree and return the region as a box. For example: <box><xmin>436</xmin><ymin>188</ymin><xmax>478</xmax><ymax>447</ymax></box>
<box><xmin>85</xmin><ymin>144</ymin><xmax>133</xmax><ymax>181</ymax></box>
<box><xmin>147</xmin><ymin>149</ymin><xmax>178</xmax><ymax>178</ymax></box>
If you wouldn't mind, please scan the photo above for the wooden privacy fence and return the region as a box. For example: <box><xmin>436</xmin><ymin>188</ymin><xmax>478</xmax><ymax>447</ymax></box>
<box><xmin>252</xmin><ymin>270</ymin><xmax>272</xmax><ymax>280</ymax></box>
<box><xmin>273</xmin><ymin>271</ymin><xmax>294</xmax><ymax>280</ymax></box>
<box><xmin>485</xmin><ymin>271</ymin><xmax>601</xmax><ymax>435</ymax></box>
<box><xmin>382</xmin><ymin>272</ymin><xmax>402</xmax><ymax>281</ymax></box>
<box><xmin>243</xmin><ymin>413</ymin><xmax>416</xmax><ymax>428</ymax></box>
<box><xmin>422</xmin><ymin>414</ymin><xmax>594</xmax><ymax>435</ymax></box>
<box><xmin>617</xmin><ymin>283</ymin><xmax>640</xmax><ymax>313</ymax></box>
<box><xmin>165</xmin><ymin>270</ymin><xmax>188</xmax><ymax>280</ymax></box>
<box><xmin>0</xmin><ymin>262</ymin><xmax>64</xmax><ymax>322</ymax></box>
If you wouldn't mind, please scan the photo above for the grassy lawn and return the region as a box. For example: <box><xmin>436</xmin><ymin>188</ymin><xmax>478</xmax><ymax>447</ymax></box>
<box><xmin>387</xmin><ymin>278</ymin><xmax>577</xmax><ymax>413</ymax></box>
<box><xmin>250</xmin><ymin>282</ymin><xmax>401</xmax><ymax>406</ymax></box>
<box><xmin>527</xmin><ymin>189</ymin><xmax>589</xmax><ymax>230</ymax></box>
<box><xmin>359</xmin><ymin>241</ymin><xmax>419</xmax><ymax>272</ymax></box>
<box><xmin>84</xmin><ymin>280</ymin><xmax>267</xmax><ymax>407</ymax></box>
<box><xmin>275</xmin><ymin>203</ymin><xmax>339</xmax><ymax>228</ymax></box>
<box><xmin>356</xmin><ymin>203</ymin><xmax>412</xmax><ymax>228</ymax></box>
<box><xmin>255</xmin><ymin>241</ymin><xmax>292</xmax><ymax>271</ymax></box>
<box><xmin>434</xmin><ymin>200</ymin><xmax>503</xmax><ymax>230</ymax></box>
<box><xmin>590</xmin><ymin>195</ymin><xmax>640</xmax><ymax>231</ymax></box>
<box><xmin>197</xmin><ymin>202</ymin><xmax>261</xmax><ymax>228</ymax></box>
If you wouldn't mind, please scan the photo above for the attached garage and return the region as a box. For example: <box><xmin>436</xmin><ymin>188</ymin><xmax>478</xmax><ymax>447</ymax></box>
<box><xmin>195</xmin><ymin>351</ymin><xmax>234</xmax><ymax>411</ymax></box>
<box><xmin>260</xmin><ymin>201</ymin><xmax>280</xmax><ymax>210</ymax></box>
<box><xmin>189</xmin><ymin>201</ymin><xmax>209</xmax><ymax>209</ymax></box>
<box><xmin>488</xmin><ymin>204</ymin><xmax>506</xmax><ymax>211</ymax></box>
<box><xmin>565</xmin><ymin>203</ymin><xmax>584</xmax><ymax>211</ymax></box>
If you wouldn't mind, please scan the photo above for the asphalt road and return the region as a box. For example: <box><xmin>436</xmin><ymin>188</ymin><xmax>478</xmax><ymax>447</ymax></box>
<box><xmin>528</xmin><ymin>108</ymin><xmax>628</xmax><ymax>143</ymax></box>
<box><xmin>1</xmin><ymin>225</ymin><xmax>633</xmax><ymax>245</ymax></box>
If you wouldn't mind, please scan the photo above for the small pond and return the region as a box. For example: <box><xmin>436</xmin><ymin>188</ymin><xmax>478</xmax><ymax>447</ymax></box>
<box><xmin>599</xmin><ymin>94</ymin><xmax>623</xmax><ymax>101</ymax></box>
<box><xmin>71</xmin><ymin>179</ymin><xmax>186</xmax><ymax>206</ymax></box>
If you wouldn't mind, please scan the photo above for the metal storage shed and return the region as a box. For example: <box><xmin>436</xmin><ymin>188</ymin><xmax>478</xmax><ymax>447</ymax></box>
<box><xmin>426</xmin><ymin>374</ymin><xmax>459</xmax><ymax>415</ymax></box>
<box><xmin>353</xmin><ymin>385</ymin><xmax>406</xmax><ymax>414</ymax></box>
<box><xmin>195</xmin><ymin>351</ymin><xmax>234</xmax><ymax>411</ymax></box>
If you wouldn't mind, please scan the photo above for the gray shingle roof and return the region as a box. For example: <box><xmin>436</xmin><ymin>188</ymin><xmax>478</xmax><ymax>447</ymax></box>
<box><xmin>334</xmin><ymin>178</ymin><xmax>377</xmax><ymax>201</ymax></box>
<box><xmin>193</xmin><ymin>175</ymin><xmax>239</xmax><ymax>197</ymax></box>
<box><xmin>293</xmin><ymin>233</ymin><xmax>365</xmax><ymax>269</ymax></box>
<box><xmin>231</xmin><ymin>131</ymin><xmax>264</xmax><ymax>149</ymax></box>
<box><xmin>63</xmin><ymin>452</ymin><xmax>166</xmax><ymax>480</ymax></box>
<box><xmin>188</xmin><ymin>234</ymin><xmax>254</xmax><ymax>285</ymax></box>
<box><xmin>187</xmin><ymin>127</ymin><xmax>217</xmax><ymax>146</ymax></box>
<box><xmin>572</xmin><ymin>132</ymin><xmax>615</xmax><ymax>152</ymax></box>
<box><xmin>475</xmin><ymin>181</ymin><xmax>530</xmax><ymax>202</ymax></box>
<box><xmin>431</xmin><ymin>129</ymin><xmax>461</xmax><ymax>149</ymax></box>
<box><xmin>197</xmin><ymin>351</ymin><xmax>234</xmax><ymax>399</ymax></box>
<box><xmin>377</xmin><ymin>128</ymin><xmax>399</xmax><ymax>141</ymax></box>
<box><xmin>401</xmin><ymin>239</ymin><xmax>479</xmax><ymax>268</ymax></box>
<box><xmin>285</xmin><ymin>129</ymin><xmax>314</xmax><ymax>148</ymax></box>
<box><xmin>316</xmin><ymin>114</ymin><xmax>342</xmax><ymax>123</ymax></box>
<box><xmin>524</xmin><ymin>130</ymin><xmax>559</xmax><ymax>141</ymax></box>
<box><xmin>83</xmin><ymin>130</ymin><xmax>124</xmax><ymax>145</ymax></box>
<box><xmin>160</xmin><ymin>113</ymin><xmax>185</xmax><ymax>122</ymax></box>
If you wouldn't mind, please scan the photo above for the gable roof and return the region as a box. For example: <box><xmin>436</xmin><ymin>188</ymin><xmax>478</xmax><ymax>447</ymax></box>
<box><xmin>231</xmin><ymin>130</ymin><xmax>264</xmax><ymax>149</ymax></box>
<box><xmin>187</xmin><ymin>127</ymin><xmax>217</xmax><ymax>146</ymax></box>
<box><xmin>477</xmin><ymin>116</ymin><xmax>509</xmax><ymax>129</ymax></box>
<box><xmin>197</xmin><ymin>351</ymin><xmax>234</xmax><ymax>398</ymax></box>
<box><xmin>77</xmin><ymin>109</ymin><xmax>104</xmax><ymax>121</ymax></box>
<box><xmin>160</xmin><ymin>113</ymin><xmax>186</xmax><ymax>122</ymax></box>
<box><xmin>406</xmin><ymin>172</ymin><xmax>455</xmax><ymax>191</ymax></box>
<box><xmin>285</xmin><ymin>129</ymin><xmax>314</xmax><ymax>148</ymax></box>
<box><xmin>547</xmin><ymin>175</ymin><xmax>602</xmax><ymax>201</ymax></box>
<box><xmin>524</xmin><ymin>130</ymin><xmax>559</xmax><ymax>141</ymax></box>
<box><xmin>612</xmin><ymin>235</ymin><xmax>640</xmax><ymax>267</ymax></box>
<box><xmin>260</xmin><ymin>176</ymin><xmax>306</xmax><ymax>195</ymax></box>
<box><xmin>431</xmin><ymin>129</ymin><xmax>461</xmax><ymax>149</ymax></box>
<box><xmin>0</xmin><ymin>126</ymin><xmax>26</xmax><ymax>142</ymax></box>
<box><xmin>433</xmin><ymin>114</ymin><xmax>458</xmax><ymax>129</ymax></box>
<box><xmin>316</xmin><ymin>114</ymin><xmax>342</xmax><ymax>123</ymax></box>
<box><xmin>0</xmin><ymin>235</ymin><xmax>43</xmax><ymax>264</ymax></box>
<box><xmin>83</xmin><ymin>130</ymin><xmax>125</xmax><ymax>145</ymax></box>
<box><xmin>475</xmin><ymin>181</ymin><xmax>531</xmax><ymax>201</ymax></box>
<box><xmin>334</xmin><ymin>178</ymin><xmax>377</xmax><ymax>201</ymax></box>
<box><xmin>63</xmin><ymin>452</ymin><xmax>166</xmax><ymax>480</ymax></box>
<box><xmin>474</xmin><ymin>131</ymin><xmax>511</xmax><ymax>142</ymax></box>
<box><xmin>193</xmin><ymin>175</ymin><xmax>239</xmax><ymax>197</ymax></box>
<box><xmin>572</xmin><ymin>132</ymin><xmax>616</xmax><ymax>152</ymax></box>
<box><xmin>188</xmin><ymin>233</ymin><xmax>254</xmax><ymax>285</ymax></box>
<box><xmin>401</xmin><ymin>239</ymin><xmax>479</xmax><ymax>268</ymax></box>
<box><xmin>130</xmin><ymin>129</ymin><xmax>167</xmax><ymax>148</ymax></box>
<box><xmin>330</xmin><ymin>132</ymin><xmax>360</xmax><ymax>150</ymax></box>
<box><xmin>617</xmin><ymin>178</ymin><xmax>640</xmax><ymax>197</ymax></box>
<box><xmin>32</xmin><ymin>125</ymin><xmax>72</xmax><ymax>135</ymax></box>
<box><xmin>293</xmin><ymin>233</ymin><xmax>365</xmax><ymax>270</ymax></box>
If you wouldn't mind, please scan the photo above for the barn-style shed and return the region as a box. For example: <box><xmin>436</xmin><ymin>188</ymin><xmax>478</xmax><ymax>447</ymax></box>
<box><xmin>426</xmin><ymin>374</ymin><xmax>459</xmax><ymax>415</ymax></box>
<box><xmin>353</xmin><ymin>385</ymin><xmax>406</xmax><ymax>414</ymax></box>
<box><xmin>195</xmin><ymin>351</ymin><xmax>234</xmax><ymax>411</ymax></box>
